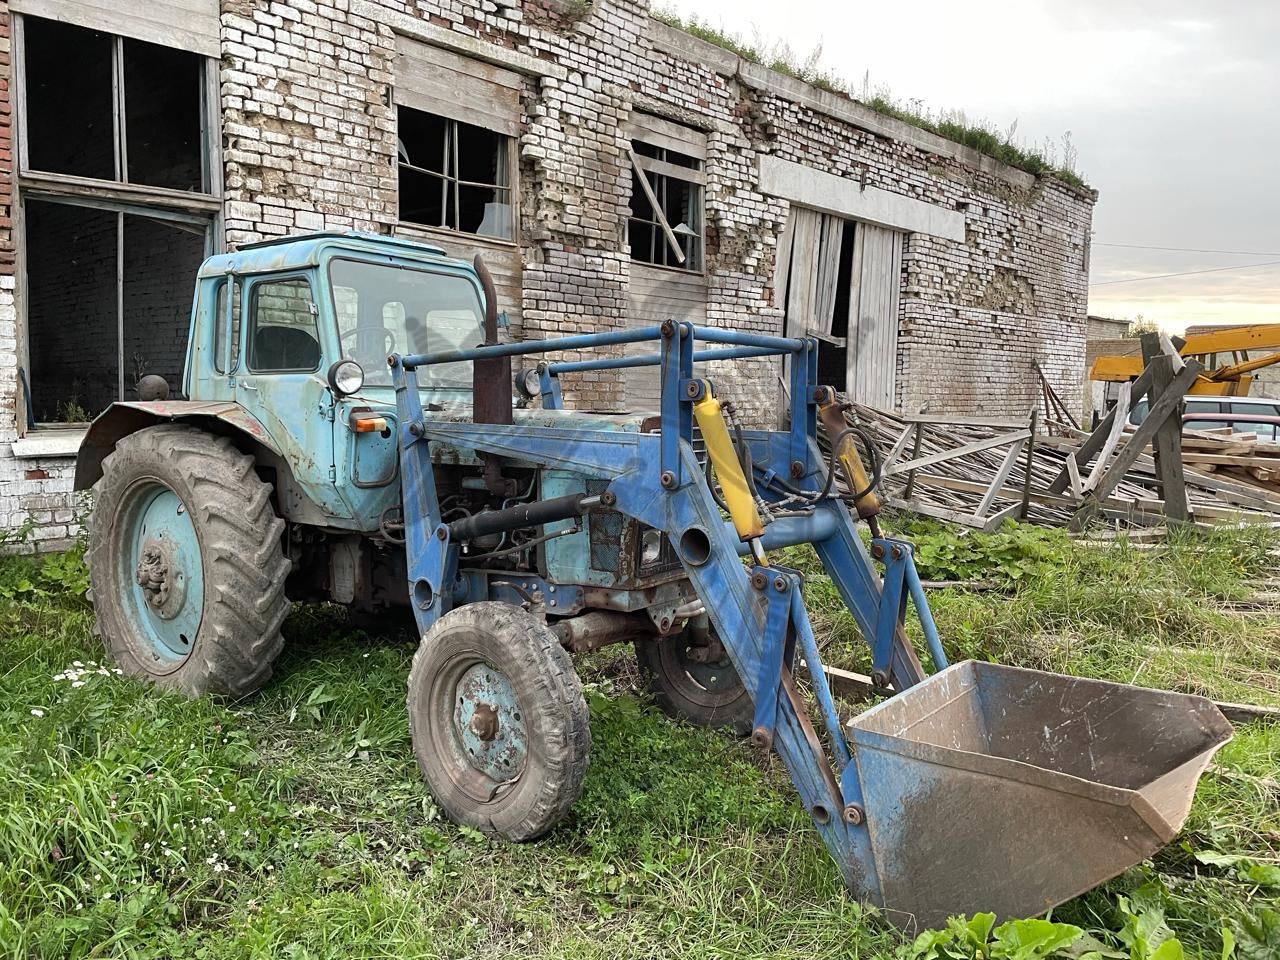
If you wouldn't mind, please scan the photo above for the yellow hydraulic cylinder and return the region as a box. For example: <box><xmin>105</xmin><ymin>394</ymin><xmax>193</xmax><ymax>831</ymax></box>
<box><xmin>691</xmin><ymin>383</ymin><xmax>765</xmax><ymax>542</ymax></box>
<box><xmin>817</xmin><ymin>398</ymin><xmax>881</xmax><ymax>520</ymax></box>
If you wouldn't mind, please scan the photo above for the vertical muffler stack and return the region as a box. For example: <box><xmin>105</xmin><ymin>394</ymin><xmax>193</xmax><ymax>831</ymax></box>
<box><xmin>845</xmin><ymin>661</ymin><xmax>1233</xmax><ymax>929</ymax></box>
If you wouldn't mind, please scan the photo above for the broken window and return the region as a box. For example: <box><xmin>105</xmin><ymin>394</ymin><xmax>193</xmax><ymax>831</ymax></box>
<box><xmin>15</xmin><ymin>13</ymin><xmax>217</xmax><ymax>429</ymax></box>
<box><xmin>397</xmin><ymin>106</ymin><xmax>513</xmax><ymax>240</ymax></box>
<box><xmin>24</xmin><ymin>199</ymin><xmax>208</xmax><ymax>423</ymax></box>
<box><xmin>21</xmin><ymin>15</ymin><xmax>206</xmax><ymax>192</ymax></box>
<box><xmin>628</xmin><ymin>141</ymin><xmax>705</xmax><ymax>272</ymax></box>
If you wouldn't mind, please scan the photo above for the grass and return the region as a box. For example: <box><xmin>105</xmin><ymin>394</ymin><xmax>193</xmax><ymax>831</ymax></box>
<box><xmin>649</xmin><ymin>8</ymin><xmax>1089</xmax><ymax>191</ymax></box>
<box><xmin>1</xmin><ymin>520</ymin><xmax>1277</xmax><ymax>958</ymax></box>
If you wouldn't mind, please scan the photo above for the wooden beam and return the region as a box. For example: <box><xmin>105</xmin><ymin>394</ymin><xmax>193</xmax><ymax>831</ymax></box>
<box><xmin>1049</xmin><ymin>362</ymin><xmax>1156</xmax><ymax>494</ymax></box>
<box><xmin>1082</xmin><ymin>381</ymin><xmax>1130</xmax><ymax>493</ymax></box>
<box><xmin>626</xmin><ymin>145</ymin><xmax>685</xmax><ymax>265</ymax></box>
<box><xmin>1088</xmin><ymin>358</ymin><xmax>1204</xmax><ymax>504</ymax></box>
<box><xmin>975</xmin><ymin>436</ymin><xmax>1026</xmax><ymax>518</ymax></box>
<box><xmin>887</xmin><ymin>429</ymin><xmax>1031</xmax><ymax>477</ymax></box>
<box><xmin>1150</xmin><ymin>355</ymin><xmax>1190</xmax><ymax>523</ymax></box>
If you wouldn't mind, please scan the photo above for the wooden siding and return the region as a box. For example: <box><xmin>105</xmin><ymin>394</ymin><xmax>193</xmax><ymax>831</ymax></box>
<box><xmin>624</xmin><ymin>264</ymin><xmax>707</xmax><ymax>408</ymax></box>
<box><xmin>12</xmin><ymin>0</ymin><xmax>220</xmax><ymax>56</ymax></box>
<box><xmin>847</xmin><ymin>223</ymin><xmax>903</xmax><ymax>407</ymax></box>
<box><xmin>394</xmin><ymin>35</ymin><xmax>523</xmax><ymax>137</ymax></box>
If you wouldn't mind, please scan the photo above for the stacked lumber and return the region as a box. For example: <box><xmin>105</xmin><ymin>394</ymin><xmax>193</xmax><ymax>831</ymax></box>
<box><xmin>838</xmin><ymin>402</ymin><xmax>1280</xmax><ymax>530</ymax></box>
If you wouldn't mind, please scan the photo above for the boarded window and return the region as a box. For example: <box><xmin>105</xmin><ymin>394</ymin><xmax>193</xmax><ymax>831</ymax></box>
<box><xmin>398</xmin><ymin>107</ymin><xmax>513</xmax><ymax>240</ymax></box>
<box><xmin>777</xmin><ymin>208</ymin><xmax>903</xmax><ymax>407</ymax></box>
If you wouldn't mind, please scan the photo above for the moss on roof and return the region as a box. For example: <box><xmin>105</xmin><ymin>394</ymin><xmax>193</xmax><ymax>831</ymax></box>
<box><xmin>651</xmin><ymin>9</ymin><xmax>1091</xmax><ymax>191</ymax></box>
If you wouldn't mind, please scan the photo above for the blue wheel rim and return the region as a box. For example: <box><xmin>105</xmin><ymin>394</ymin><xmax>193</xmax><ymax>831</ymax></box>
<box><xmin>118</xmin><ymin>480</ymin><xmax>204</xmax><ymax>670</ymax></box>
<box><xmin>454</xmin><ymin>662</ymin><xmax>527</xmax><ymax>783</ymax></box>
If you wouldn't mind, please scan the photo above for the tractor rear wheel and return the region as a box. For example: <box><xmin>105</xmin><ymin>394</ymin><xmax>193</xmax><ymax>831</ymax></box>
<box><xmin>87</xmin><ymin>425</ymin><xmax>290</xmax><ymax>697</ymax></box>
<box><xmin>635</xmin><ymin>625</ymin><xmax>753</xmax><ymax>736</ymax></box>
<box><xmin>407</xmin><ymin>602</ymin><xmax>590</xmax><ymax>841</ymax></box>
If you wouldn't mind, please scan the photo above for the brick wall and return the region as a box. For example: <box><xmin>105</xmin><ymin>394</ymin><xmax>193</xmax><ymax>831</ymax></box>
<box><xmin>0</xmin><ymin>0</ymin><xmax>1095</xmax><ymax>546</ymax></box>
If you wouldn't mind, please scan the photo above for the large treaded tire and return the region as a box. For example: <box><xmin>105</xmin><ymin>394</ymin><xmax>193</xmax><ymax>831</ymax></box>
<box><xmin>408</xmin><ymin>602</ymin><xmax>590</xmax><ymax>841</ymax></box>
<box><xmin>635</xmin><ymin>628</ymin><xmax>754</xmax><ymax>737</ymax></box>
<box><xmin>87</xmin><ymin>424</ymin><xmax>290</xmax><ymax>697</ymax></box>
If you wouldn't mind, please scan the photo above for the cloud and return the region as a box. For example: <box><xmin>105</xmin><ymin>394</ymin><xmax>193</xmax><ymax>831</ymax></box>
<box><xmin>656</xmin><ymin>0</ymin><xmax>1280</xmax><ymax>331</ymax></box>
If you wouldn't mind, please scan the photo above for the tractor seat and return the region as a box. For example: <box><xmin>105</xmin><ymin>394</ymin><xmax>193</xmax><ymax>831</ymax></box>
<box><xmin>253</xmin><ymin>325</ymin><xmax>321</xmax><ymax>371</ymax></box>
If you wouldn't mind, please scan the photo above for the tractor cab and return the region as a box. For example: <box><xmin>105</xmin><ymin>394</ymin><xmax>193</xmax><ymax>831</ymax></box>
<box><xmin>182</xmin><ymin>232</ymin><xmax>490</xmax><ymax>527</ymax></box>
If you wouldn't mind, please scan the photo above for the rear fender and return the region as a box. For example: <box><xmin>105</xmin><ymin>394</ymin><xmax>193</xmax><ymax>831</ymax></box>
<box><xmin>74</xmin><ymin>401</ymin><xmax>280</xmax><ymax>491</ymax></box>
<box><xmin>72</xmin><ymin>401</ymin><xmax>347</xmax><ymax>529</ymax></box>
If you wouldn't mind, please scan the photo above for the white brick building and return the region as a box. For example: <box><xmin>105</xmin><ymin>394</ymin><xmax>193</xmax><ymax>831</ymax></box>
<box><xmin>0</xmin><ymin>0</ymin><xmax>1095</xmax><ymax>547</ymax></box>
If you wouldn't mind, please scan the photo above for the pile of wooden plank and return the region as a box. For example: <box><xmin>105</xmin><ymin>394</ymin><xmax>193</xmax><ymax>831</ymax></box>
<box><xmin>838</xmin><ymin>402</ymin><xmax>1280</xmax><ymax>531</ymax></box>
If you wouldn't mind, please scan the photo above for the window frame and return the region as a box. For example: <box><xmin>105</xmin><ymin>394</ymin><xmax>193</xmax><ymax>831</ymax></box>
<box><xmin>10</xmin><ymin>12</ymin><xmax>224</xmax><ymax>434</ymax></box>
<box><xmin>627</xmin><ymin>140</ymin><xmax>707</xmax><ymax>274</ymax></box>
<box><xmin>395</xmin><ymin>106</ymin><xmax>519</xmax><ymax>244</ymax></box>
<box><xmin>245</xmin><ymin>274</ymin><xmax>324</xmax><ymax>375</ymax></box>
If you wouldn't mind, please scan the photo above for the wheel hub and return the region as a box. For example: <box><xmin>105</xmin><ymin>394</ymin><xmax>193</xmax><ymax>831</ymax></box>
<box><xmin>120</xmin><ymin>482</ymin><xmax>204</xmax><ymax>667</ymax></box>
<box><xmin>454</xmin><ymin>663</ymin><xmax>526</xmax><ymax>783</ymax></box>
<box><xmin>134</xmin><ymin>538</ymin><xmax>187</xmax><ymax>618</ymax></box>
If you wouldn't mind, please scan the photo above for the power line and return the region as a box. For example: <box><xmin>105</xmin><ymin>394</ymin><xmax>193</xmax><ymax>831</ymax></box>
<box><xmin>1089</xmin><ymin>259</ymin><xmax>1280</xmax><ymax>287</ymax></box>
<box><xmin>1095</xmin><ymin>241</ymin><xmax>1280</xmax><ymax>257</ymax></box>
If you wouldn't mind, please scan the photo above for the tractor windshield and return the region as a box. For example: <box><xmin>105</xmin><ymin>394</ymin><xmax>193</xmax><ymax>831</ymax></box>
<box><xmin>329</xmin><ymin>258</ymin><xmax>485</xmax><ymax>390</ymax></box>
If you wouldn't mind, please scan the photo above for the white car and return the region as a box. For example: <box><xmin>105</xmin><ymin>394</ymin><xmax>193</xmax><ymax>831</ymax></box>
<box><xmin>1131</xmin><ymin>394</ymin><xmax>1280</xmax><ymax>440</ymax></box>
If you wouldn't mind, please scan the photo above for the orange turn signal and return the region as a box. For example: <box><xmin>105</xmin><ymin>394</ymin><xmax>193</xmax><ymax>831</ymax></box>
<box><xmin>351</xmin><ymin>416</ymin><xmax>387</xmax><ymax>433</ymax></box>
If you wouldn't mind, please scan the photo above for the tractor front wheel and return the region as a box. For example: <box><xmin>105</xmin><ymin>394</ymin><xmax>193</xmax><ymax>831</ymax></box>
<box><xmin>407</xmin><ymin>602</ymin><xmax>590</xmax><ymax>840</ymax></box>
<box><xmin>635</xmin><ymin>625</ymin><xmax>754</xmax><ymax>736</ymax></box>
<box><xmin>87</xmin><ymin>425</ymin><xmax>290</xmax><ymax>697</ymax></box>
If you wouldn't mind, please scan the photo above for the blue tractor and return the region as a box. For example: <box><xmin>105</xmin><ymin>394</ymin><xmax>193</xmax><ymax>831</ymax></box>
<box><xmin>76</xmin><ymin>231</ymin><xmax>1232</xmax><ymax>927</ymax></box>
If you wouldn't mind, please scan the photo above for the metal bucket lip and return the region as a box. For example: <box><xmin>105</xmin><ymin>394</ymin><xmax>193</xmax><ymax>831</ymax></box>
<box><xmin>848</xmin><ymin>660</ymin><xmax>1234</xmax><ymax>838</ymax></box>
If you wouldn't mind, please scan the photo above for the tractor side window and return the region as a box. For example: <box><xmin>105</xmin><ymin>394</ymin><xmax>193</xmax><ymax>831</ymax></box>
<box><xmin>247</xmin><ymin>279</ymin><xmax>322</xmax><ymax>373</ymax></box>
<box><xmin>213</xmin><ymin>280</ymin><xmax>242</xmax><ymax>374</ymax></box>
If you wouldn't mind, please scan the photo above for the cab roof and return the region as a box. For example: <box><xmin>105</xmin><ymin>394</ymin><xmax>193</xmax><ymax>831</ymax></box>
<box><xmin>197</xmin><ymin>230</ymin><xmax>459</xmax><ymax>279</ymax></box>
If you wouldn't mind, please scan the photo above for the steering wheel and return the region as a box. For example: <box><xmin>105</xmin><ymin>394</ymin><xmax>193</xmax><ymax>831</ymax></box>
<box><xmin>342</xmin><ymin>327</ymin><xmax>397</xmax><ymax>357</ymax></box>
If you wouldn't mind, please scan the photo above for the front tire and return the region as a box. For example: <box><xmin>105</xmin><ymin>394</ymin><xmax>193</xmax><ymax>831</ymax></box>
<box><xmin>635</xmin><ymin>626</ymin><xmax>754</xmax><ymax>736</ymax></box>
<box><xmin>87</xmin><ymin>425</ymin><xmax>290</xmax><ymax>697</ymax></box>
<box><xmin>408</xmin><ymin>602</ymin><xmax>590</xmax><ymax>840</ymax></box>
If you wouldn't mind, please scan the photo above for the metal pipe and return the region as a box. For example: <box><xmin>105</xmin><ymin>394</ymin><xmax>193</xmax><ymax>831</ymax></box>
<box><xmin>731</xmin><ymin>512</ymin><xmax>840</xmax><ymax>555</ymax></box>
<box><xmin>398</xmin><ymin>325</ymin><xmax>667</xmax><ymax>369</ymax></box>
<box><xmin>550</xmin><ymin>610</ymin><xmax>650</xmax><ymax>652</ymax></box>
<box><xmin>547</xmin><ymin>345</ymin><xmax>781</xmax><ymax>376</ymax></box>
<box><xmin>905</xmin><ymin>565</ymin><xmax>949</xmax><ymax>672</ymax></box>
<box><xmin>447</xmin><ymin>493</ymin><xmax>599</xmax><ymax>542</ymax></box>
<box><xmin>686</xmin><ymin>324</ymin><xmax>808</xmax><ymax>352</ymax></box>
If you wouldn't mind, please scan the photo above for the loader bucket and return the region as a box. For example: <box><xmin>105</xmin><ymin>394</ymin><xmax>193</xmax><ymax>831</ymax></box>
<box><xmin>846</xmin><ymin>661</ymin><xmax>1232</xmax><ymax>929</ymax></box>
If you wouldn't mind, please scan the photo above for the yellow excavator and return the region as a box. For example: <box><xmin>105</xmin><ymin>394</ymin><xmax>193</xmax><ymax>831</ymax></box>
<box><xmin>1089</xmin><ymin>323</ymin><xmax>1280</xmax><ymax>396</ymax></box>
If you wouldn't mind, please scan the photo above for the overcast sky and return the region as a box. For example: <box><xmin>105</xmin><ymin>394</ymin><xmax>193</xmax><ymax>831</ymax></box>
<box><xmin>656</xmin><ymin>0</ymin><xmax>1280</xmax><ymax>333</ymax></box>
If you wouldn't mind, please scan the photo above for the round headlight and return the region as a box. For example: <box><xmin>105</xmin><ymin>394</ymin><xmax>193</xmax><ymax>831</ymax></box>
<box><xmin>327</xmin><ymin>359</ymin><xmax>365</xmax><ymax>396</ymax></box>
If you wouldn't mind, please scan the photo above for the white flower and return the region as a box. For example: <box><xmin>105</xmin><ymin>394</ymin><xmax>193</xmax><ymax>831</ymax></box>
<box><xmin>30</xmin><ymin>708</ymin><xmax>44</xmax><ymax>718</ymax></box>
<box><xmin>227</xmin><ymin>805</ymin><xmax>236</xmax><ymax>813</ymax></box>
<box><xmin>72</xmin><ymin>681</ymin><xmax>85</xmax><ymax>688</ymax></box>
<box><xmin>72</xmin><ymin>661</ymin><xmax>83</xmax><ymax>668</ymax></box>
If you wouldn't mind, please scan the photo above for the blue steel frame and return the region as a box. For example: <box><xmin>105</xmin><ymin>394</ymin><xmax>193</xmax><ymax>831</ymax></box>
<box><xmin>387</xmin><ymin>319</ymin><xmax>948</xmax><ymax>907</ymax></box>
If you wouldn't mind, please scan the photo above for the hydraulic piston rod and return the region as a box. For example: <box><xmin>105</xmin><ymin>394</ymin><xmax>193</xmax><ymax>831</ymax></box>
<box><xmin>447</xmin><ymin>493</ymin><xmax>600</xmax><ymax>542</ymax></box>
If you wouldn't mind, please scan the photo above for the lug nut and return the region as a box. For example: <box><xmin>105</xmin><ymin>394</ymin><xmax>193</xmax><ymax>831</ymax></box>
<box><xmin>843</xmin><ymin>803</ymin><xmax>865</xmax><ymax>826</ymax></box>
<box><xmin>660</xmin><ymin>470</ymin><xmax>676</xmax><ymax>488</ymax></box>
